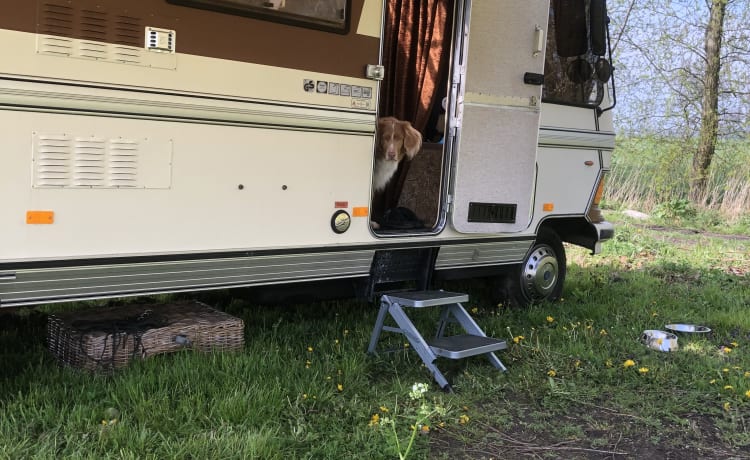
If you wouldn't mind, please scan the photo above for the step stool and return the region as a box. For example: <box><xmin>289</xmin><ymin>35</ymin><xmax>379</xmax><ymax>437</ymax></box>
<box><xmin>368</xmin><ymin>290</ymin><xmax>507</xmax><ymax>390</ymax></box>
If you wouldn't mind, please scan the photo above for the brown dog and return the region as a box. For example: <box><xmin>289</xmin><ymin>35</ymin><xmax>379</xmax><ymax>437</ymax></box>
<box><xmin>373</xmin><ymin>117</ymin><xmax>422</xmax><ymax>193</ymax></box>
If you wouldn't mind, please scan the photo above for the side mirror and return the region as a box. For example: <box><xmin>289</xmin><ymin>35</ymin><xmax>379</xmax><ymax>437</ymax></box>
<box><xmin>594</xmin><ymin>58</ymin><xmax>612</xmax><ymax>82</ymax></box>
<box><xmin>590</xmin><ymin>0</ymin><xmax>608</xmax><ymax>56</ymax></box>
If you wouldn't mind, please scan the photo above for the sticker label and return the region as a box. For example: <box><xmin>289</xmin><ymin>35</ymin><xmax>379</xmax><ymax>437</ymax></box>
<box><xmin>351</xmin><ymin>86</ymin><xmax>362</xmax><ymax>98</ymax></box>
<box><xmin>362</xmin><ymin>87</ymin><xmax>372</xmax><ymax>99</ymax></box>
<box><xmin>316</xmin><ymin>81</ymin><xmax>328</xmax><ymax>93</ymax></box>
<box><xmin>328</xmin><ymin>82</ymin><xmax>340</xmax><ymax>95</ymax></box>
<box><xmin>351</xmin><ymin>99</ymin><xmax>370</xmax><ymax>109</ymax></box>
<box><xmin>340</xmin><ymin>84</ymin><xmax>351</xmax><ymax>97</ymax></box>
<box><xmin>303</xmin><ymin>79</ymin><xmax>315</xmax><ymax>92</ymax></box>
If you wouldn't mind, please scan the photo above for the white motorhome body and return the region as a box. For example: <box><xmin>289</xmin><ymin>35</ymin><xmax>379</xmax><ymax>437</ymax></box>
<box><xmin>0</xmin><ymin>0</ymin><xmax>614</xmax><ymax>307</ymax></box>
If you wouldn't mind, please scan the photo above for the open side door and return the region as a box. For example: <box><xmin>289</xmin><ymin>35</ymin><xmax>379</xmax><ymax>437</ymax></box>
<box><xmin>448</xmin><ymin>0</ymin><xmax>549</xmax><ymax>233</ymax></box>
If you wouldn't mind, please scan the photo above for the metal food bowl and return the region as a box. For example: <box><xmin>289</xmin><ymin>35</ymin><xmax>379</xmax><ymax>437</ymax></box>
<box><xmin>641</xmin><ymin>330</ymin><xmax>679</xmax><ymax>352</ymax></box>
<box><xmin>665</xmin><ymin>324</ymin><xmax>711</xmax><ymax>334</ymax></box>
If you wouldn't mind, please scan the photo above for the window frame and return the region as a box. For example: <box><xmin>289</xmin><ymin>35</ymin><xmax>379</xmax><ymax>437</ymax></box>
<box><xmin>166</xmin><ymin>0</ymin><xmax>352</xmax><ymax>35</ymax></box>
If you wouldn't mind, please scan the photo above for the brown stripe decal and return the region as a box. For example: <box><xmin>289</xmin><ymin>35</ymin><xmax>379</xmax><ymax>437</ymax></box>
<box><xmin>0</xmin><ymin>0</ymin><xmax>379</xmax><ymax>78</ymax></box>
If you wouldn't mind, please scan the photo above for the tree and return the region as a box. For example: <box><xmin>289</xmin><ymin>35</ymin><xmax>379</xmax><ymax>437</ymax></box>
<box><xmin>608</xmin><ymin>0</ymin><xmax>750</xmax><ymax>204</ymax></box>
<box><xmin>691</xmin><ymin>0</ymin><xmax>726</xmax><ymax>203</ymax></box>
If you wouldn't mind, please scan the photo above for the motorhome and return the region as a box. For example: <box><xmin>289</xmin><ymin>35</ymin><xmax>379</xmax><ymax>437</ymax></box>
<box><xmin>0</xmin><ymin>0</ymin><xmax>615</xmax><ymax>308</ymax></box>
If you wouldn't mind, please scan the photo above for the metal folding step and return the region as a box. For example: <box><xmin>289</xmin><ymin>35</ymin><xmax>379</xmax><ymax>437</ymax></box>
<box><xmin>368</xmin><ymin>290</ymin><xmax>507</xmax><ymax>390</ymax></box>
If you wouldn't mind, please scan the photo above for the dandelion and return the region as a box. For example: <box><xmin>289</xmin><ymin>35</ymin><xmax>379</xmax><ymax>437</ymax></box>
<box><xmin>623</xmin><ymin>359</ymin><xmax>636</xmax><ymax>368</ymax></box>
<box><xmin>723</xmin><ymin>368</ymin><xmax>729</xmax><ymax>373</ymax></box>
<box><xmin>303</xmin><ymin>393</ymin><xmax>308</xmax><ymax>399</ymax></box>
<box><xmin>724</xmin><ymin>402</ymin><xmax>731</xmax><ymax>412</ymax></box>
<box><xmin>651</xmin><ymin>311</ymin><xmax>658</xmax><ymax>317</ymax></box>
<box><xmin>512</xmin><ymin>335</ymin><xmax>525</xmax><ymax>344</ymax></box>
<box><xmin>344</xmin><ymin>329</ymin><xmax>350</xmax><ymax>336</ymax></box>
<box><xmin>638</xmin><ymin>367</ymin><xmax>649</xmax><ymax>374</ymax></box>
<box><xmin>605</xmin><ymin>359</ymin><xmax>613</xmax><ymax>368</ymax></box>
<box><xmin>471</xmin><ymin>307</ymin><xmax>479</xmax><ymax>314</ymax></box>
<box><xmin>379</xmin><ymin>406</ymin><xmax>389</xmax><ymax>413</ymax></box>
<box><xmin>546</xmin><ymin>316</ymin><xmax>555</xmax><ymax>323</ymax></box>
<box><xmin>721</xmin><ymin>346</ymin><xmax>733</xmax><ymax>354</ymax></box>
<box><xmin>709</xmin><ymin>379</ymin><xmax>716</xmax><ymax>384</ymax></box>
<box><xmin>459</xmin><ymin>414</ymin><xmax>470</xmax><ymax>425</ymax></box>
<box><xmin>307</xmin><ymin>346</ymin><xmax>314</xmax><ymax>353</ymax></box>
<box><xmin>305</xmin><ymin>360</ymin><xmax>311</xmax><ymax>369</ymax></box>
<box><xmin>574</xmin><ymin>360</ymin><xmax>581</xmax><ymax>369</ymax></box>
<box><xmin>724</xmin><ymin>385</ymin><xmax>734</xmax><ymax>391</ymax></box>
<box><xmin>547</xmin><ymin>369</ymin><xmax>557</xmax><ymax>377</ymax></box>
<box><xmin>404</xmin><ymin>342</ymin><xmax>410</xmax><ymax>348</ymax></box>
<box><xmin>745</xmin><ymin>390</ymin><xmax>750</xmax><ymax>398</ymax></box>
<box><xmin>600</xmin><ymin>329</ymin><xmax>608</xmax><ymax>336</ymax></box>
<box><xmin>744</xmin><ymin>371</ymin><xmax>750</xmax><ymax>378</ymax></box>
<box><xmin>438</xmin><ymin>421</ymin><xmax>446</xmax><ymax>428</ymax></box>
<box><xmin>335</xmin><ymin>339</ymin><xmax>340</xmax><ymax>345</ymax></box>
<box><xmin>337</xmin><ymin>383</ymin><xmax>343</xmax><ymax>392</ymax></box>
<box><xmin>369</xmin><ymin>413</ymin><xmax>380</xmax><ymax>427</ymax></box>
<box><xmin>731</xmin><ymin>342</ymin><xmax>739</xmax><ymax>348</ymax></box>
<box><xmin>420</xmin><ymin>425</ymin><xmax>430</xmax><ymax>434</ymax></box>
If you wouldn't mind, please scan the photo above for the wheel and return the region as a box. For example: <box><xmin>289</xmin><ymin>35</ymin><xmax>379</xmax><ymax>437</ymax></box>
<box><xmin>508</xmin><ymin>228</ymin><xmax>566</xmax><ymax>307</ymax></box>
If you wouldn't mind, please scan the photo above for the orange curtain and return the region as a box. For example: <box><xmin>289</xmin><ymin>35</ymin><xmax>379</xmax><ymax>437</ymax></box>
<box><xmin>379</xmin><ymin>0</ymin><xmax>452</xmax><ymax>133</ymax></box>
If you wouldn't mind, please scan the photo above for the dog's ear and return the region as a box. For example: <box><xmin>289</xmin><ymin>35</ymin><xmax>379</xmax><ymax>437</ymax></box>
<box><xmin>401</xmin><ymin>122</ymin><xmax>422</xmax><ymax>159</ymax></box>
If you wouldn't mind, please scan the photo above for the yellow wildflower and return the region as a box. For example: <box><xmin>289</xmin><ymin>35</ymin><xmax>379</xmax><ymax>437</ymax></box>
<box><xmin>731</xmin><ymin>342</ymin><xmax>739</xmax><ymax>347</ymax></box>
<box><xmin>723</xmin><ymin>402</ymin><xmax>731</xmax><ymax>412</ymax></box>
<box><xmin>600</xmin><ymin>329</ymin><xmax>608</xmax><ymax>336</ymax></box>
<box><xmin>369</xmin><ymin>414</ymin><xmax>380</xmax><ymax>427</ymax></box>
<box><xmin>379</xmin><ymin>406</ymin><xmax>389</xmax><ymax>413</ymax></box>
<box><xmin>546</xmin><ymin>316</ymin><xmax>555</xmax><ymax>323</ymax></box>
<box><xmin>420</xmin><ymin>425</ymin><xmax>430</xmax><ymax>434</ymax></box>
<box><xmin>744</xmin><ymin>371</ymin><xmax>750</xmax><ymax>378</ymax></box>
<box><xmin>337</xmin><ymin>383</ymin><xmax>343</xmax><ymax>392</ymax></box>
<box><xmin>303</xmin><ymin>393</ymin><xmax>308</xmax><ymax>399</ymax></box>
<box><xmin>512</xmin><ymin>335</ymin><xmax>525</xmax><ymax>344</ymax></box>
<box><xmin>723</xmin><ymin>368</ymin><xmax>729</xmax><ymax>373</ymax></box>
<box><xmin>709</xmin><ymin>379</ymin><xmax>716</xmax><ymax>384</ymax></box>
<box><xmin>724</xmin><ymin>385</ymin><xmax>733</xmax><ymax>391</ymax></box>
<box><xmin>623</xmin><ymin>359</ymin><xmax>636</xmax><ymax>368</ymax></box>
<box><xmin>307</xmin><ymin>346</ymin><xmax>314</xmax><ymax>353</ymax></box>
<box><xmin>638</xmin><ymin>367</ymin><xmax>649</xmax><ymax>374</ymax></box>
<box><xmin>471</xmin><ymin>307</ymin><xmax>479</xmax><ymax>314</ymax></box>
<box><xmin>745</xmin><ymin>390</ymin><xmax>750</xmax><ymax>398</ymax></box>
<box><xmin>547</xmin><ymin>369</ymin><xmax>557</xmax><ymax>377</ymax></box>
<box><xmin>459</xmin><ymin>414</ymin><xmax>470</xmax><ymax>425</ymax></box>
<box><xmin>605</xmin><ymin>359</ymin><xmax>613</xmax><ymax>368</ymax></box>
<box><xmin>343</xmin><ymin>329</ymin><xmax>349</xmax><ymax>336</ymax></box>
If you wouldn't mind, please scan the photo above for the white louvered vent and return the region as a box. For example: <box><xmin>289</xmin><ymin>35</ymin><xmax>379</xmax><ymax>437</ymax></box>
<box><xmin>37</xmin><ymin>36</ymin><xmax>74</xmax><ymax>56</ymax></box>
<box><xmin>77</xmin><ymin>40</ymin><xmax>108</xmax><ymax>60</ymax></box>
<box><xmin>33</xmin><ymin>133</ymin><xmax>170</xmax><ymax>189</ymax></box>
<box><xmin>33</xmin><ymin>134</ymin><xmax>72</xmax><ymax>187</ymax></box>
<box><xmin>108</xmin><ymin>139</ymin><xmax>138</xmax><ymax>187</ymax></box>
<box><xmin>73</xmin><ymin>137</ymin><xmax>106</xmax><ymax>187</ymax></box>
<box><xmin>112</xmin><ymin>45</ymin><xmax>142</xmax><ymax>64</ymax></box>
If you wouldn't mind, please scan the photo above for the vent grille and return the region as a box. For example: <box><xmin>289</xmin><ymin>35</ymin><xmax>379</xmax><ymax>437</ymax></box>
<box><xmin>467</xmin><ymin>202</ymin><xmax>517</xmax><ymax>224</ymax></box>
<box><xmin>38</xmin><ymin>2</ymin><xmax>144</xmax><ymax>49</ymax></box>
<box><xmin>33</xmin><ymin>135</ymin><xmax>72</xmax><ymax>187</ymax></box>
<box><xmin>33</xmin><ymin>134</ymin><xmax>142</xmax><ymax>189</ymax></box>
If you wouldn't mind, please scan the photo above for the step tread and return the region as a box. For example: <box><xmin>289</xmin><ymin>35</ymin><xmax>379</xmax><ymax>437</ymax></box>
<box><xmin>427</xmin><ymin>334</ymin><xmax>507</xmax><ymax>359</ymax></box>
<box><xmin>382</xmin><ymin>290</ymin><xmax>469</xmax><ymax>308</ymax></box>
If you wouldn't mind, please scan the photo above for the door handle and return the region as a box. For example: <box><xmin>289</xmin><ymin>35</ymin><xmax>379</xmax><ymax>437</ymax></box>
<box><xmin>524</xmin><ymin>73</ymin><xmax>544</xmax><ymax>86</ymax></box>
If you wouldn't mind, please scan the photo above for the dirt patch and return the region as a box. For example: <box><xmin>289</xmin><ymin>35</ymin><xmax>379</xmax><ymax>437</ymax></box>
<box><xmin>429</xmin><ymin>397</ymin><xmax>749</xmax><ymax>459</ymax></box>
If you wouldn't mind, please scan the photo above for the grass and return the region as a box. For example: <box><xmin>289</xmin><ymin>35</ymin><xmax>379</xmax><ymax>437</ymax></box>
<box><xmin>1</xmin><ymin>211</ymin><xmax>749</xmax><ymax>458</ymax></box>
<box><xmin>604</xmin><ymin>136</ymin><xmax>750</xmax><ymax>230</ymax></box>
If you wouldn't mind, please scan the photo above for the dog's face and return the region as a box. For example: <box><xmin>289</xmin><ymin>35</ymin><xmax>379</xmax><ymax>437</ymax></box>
<box><xmin>377</xmin><ymin>117</ymin><xmax>422</xmax><ymax>163</ymax></box>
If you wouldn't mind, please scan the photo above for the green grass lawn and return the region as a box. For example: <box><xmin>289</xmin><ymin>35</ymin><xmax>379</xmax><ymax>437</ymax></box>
<box><xmin>1</xmin><ymin>213</ymin><xmax>749</xmax><ymax>459</ymax></box>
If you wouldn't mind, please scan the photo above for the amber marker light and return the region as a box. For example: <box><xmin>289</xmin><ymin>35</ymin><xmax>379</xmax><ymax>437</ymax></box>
<box><xmin>26</xmin><ymin>211</ymin><xmax>54</xmax><ymax>224</ymax></box>
<box><xmin>542</xmin><ymin>203</ymin><xmax>554</xmax><ymax>212</ymax></box>
<box><xmin>352</xmin><ymin>207</ymin><xmax>369</xmax><ymax>217</ymax></box>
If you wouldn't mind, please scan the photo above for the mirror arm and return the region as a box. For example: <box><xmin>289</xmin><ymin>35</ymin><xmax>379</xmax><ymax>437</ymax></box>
<box><xmin>597</xmin><ymin>15</ymin><xmax>617</xmax><ymax>117</ymax></box>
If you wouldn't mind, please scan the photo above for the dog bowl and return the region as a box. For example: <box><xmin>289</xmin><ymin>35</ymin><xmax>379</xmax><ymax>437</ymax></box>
<box><xmin>665</xmin><ymin>324</ymin><xmax>711</xmax><ymax>334</ymax></box>
<box><xmin>641</xmin><ymin>330</ymin><xmax>678</xmax><ymax>352</ymax></box>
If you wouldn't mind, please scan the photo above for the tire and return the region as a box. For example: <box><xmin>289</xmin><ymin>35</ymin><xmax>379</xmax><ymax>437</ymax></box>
<box><xmin>508</xmin><ymin>228</ymin><xmax>566</xmax><ymax>307</ymax></box>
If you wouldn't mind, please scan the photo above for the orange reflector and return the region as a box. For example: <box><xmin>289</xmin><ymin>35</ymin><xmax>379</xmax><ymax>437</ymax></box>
<box><xmin>592</xmin><ymin>175</ymin><xmax>606</xmax><ymax>205</ymax></box>
<box><xmin>352</xmin><ymin>206</ymin><xmax>369</xmax><ymax>217</ymax></box>
<box><xmin>27</xmin><ymin>210</ymin><xmax>54</xmax><ymax>224</ymax></box>
<box><xmin>334</xmin><ymin>201</ymin><xmax>349</xmax><ymax>209</ymax></box>
<box><xmin>542</xmin><ymin>203</ymin><xmax>554</xmax><ymax>212</ymax></box>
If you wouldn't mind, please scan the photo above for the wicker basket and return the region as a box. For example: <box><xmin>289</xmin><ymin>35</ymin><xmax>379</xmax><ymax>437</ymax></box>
<box><xmin>47</xmin><ymin>300</ymin><xmax>244</xmax><ymax>372</ymax></box>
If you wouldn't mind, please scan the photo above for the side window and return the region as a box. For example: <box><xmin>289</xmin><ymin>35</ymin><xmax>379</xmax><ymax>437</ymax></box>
<box><xmin>543</xmin><ymin>0</ymin><xmax>605</xmax><ymax>107</ymax></box>
<box><xmin>168</xmin><ymin>0</ymin><xmax>350</xmax><ymax>34</ymax></box>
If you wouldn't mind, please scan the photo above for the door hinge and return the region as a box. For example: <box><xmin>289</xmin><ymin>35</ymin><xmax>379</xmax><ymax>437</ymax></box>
<box><xmin>366</xmin><ymin>64</ymin><xmax>385</xmax><ymax>81</ymax></box>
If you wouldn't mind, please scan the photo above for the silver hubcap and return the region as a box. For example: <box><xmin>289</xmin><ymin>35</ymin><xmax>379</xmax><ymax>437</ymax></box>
<box><xmin>521</xmin><ymin>245</ymin><xmax>559</xmax><ymax>300</ymax></box>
